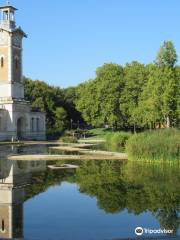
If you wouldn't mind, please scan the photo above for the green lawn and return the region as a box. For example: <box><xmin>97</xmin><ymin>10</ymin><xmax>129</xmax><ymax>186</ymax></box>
<box><xmin>86</xmin><ymin>128</ymin><xmax>114</xmax><ymax>139</ymax></box>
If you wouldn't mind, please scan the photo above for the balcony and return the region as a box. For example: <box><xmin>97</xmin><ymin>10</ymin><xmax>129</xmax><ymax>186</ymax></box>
<box><xmin>0</xmin><ymin>20</ymin><xmax>16</xmax><ymax>29</ymax></box>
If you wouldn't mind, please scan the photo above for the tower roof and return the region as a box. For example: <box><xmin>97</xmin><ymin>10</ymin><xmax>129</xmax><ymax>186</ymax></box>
<box><xmin>0</xmin><ymin>26</ymin><xmax>27</xmax><ymax>37</ymax></box>
<box><xmin>0</xmin><ymin>5</ymin><xmax>18</xmax><ymax>11</ymax></box>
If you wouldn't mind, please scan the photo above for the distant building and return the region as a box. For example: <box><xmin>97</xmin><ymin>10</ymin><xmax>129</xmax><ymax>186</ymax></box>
<box><xmin>0</xmin><ymin>3</ymin><xmax>46</xmax><ymax>140</ymax></box>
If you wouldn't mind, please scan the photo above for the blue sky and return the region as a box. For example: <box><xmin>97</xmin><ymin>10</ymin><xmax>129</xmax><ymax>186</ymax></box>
<box><xmin>6</xmin><ymin>0</ymin><xmax>180</xmax><ymax>87</ymax></box>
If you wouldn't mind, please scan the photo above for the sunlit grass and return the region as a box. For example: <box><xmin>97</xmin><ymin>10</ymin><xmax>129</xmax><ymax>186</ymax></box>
<box><xmin>126</xmin><ymin>128</ymin><xmax>180</xmax><ymax>161</ymax></box>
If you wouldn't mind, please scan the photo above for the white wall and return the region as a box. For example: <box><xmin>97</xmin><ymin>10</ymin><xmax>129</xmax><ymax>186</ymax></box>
<box><xmin>0</xmin><ymin>83</ymin><xmax>11</xmax><ymax>98</ymax></box>
<box><xmin>11</xmin><ymin>82</ymin><xmax>24</xmax><ymax>99</ymax></box>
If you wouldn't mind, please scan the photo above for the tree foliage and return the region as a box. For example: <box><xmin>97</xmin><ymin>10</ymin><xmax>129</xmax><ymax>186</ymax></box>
<box><xmin>24</xmin><ymin>78</ymin><xmax>83</xmax><ymax>138</ymax></box>
<box><xmin>24</xmin><ymin>40</ymin><xmax>180</xmax><ymax>134</ymax></box>
<box><xmin>76</xmin><ymin>63</ymin><xmax>124</xmax><ymax>128</ymax></box>
<box><xmin>156</xmin><ymin>41</ymin><xmax>177</xmax><ymax>68</ymax></box>
<box><xmin>76</xmin><ymin>41</ymin><xmax>180</xmax><ymax>129</ymax></box>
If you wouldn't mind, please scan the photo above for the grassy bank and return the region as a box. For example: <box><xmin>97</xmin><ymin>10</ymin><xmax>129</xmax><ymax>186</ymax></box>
<box><xmin>81</xmin><ymin>128</ymin><xmax>180</xmax><ymax>161</ymax></box>
<box><xmin>126</xmin><ymin>128</ymin><xmax>180</xmax><ymax>161</ymax></box>
<box><xmin>87</xmin><ymin>128</ymin><xmax>113</xmax><ymax>139</ymax></box>
<box><xmin>86</xmin><ymin>129</ymin><xmax>132</xmax><ymax>152</ymax></box>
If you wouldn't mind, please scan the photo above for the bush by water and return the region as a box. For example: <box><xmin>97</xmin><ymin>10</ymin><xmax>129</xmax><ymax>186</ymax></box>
<box><xmin>106</xmin><ymin>132</ymin><xmax>132</xmax><ymax>148</ymax></box>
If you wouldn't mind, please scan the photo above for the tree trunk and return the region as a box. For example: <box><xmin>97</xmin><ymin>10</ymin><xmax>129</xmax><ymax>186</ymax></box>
<box><xmin>166</xmin><ymin>116</ymin><xmax>170</xmax><ymax>128</ymax></box>
<box><xmin>133</xmin><ymin>123</ymin><xmax>136</xmax><ymax>134</ymax></box>
<box><xmin>115</xmin><ymin>121</ymin><xmax>118</xmax><ymax>130</ymax></box>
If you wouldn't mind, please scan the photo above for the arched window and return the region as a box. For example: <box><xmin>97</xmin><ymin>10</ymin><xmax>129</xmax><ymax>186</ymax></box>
<box><xmin>15</xmin><ymin>58</ymin><xmax>18</xmax><ymax>69</ymax></box>
<box><xmin>36</xmin><ymin>118</ymin><xmax>39</xmax><ymax>132</ymax></box>
<box><xmin>0</xmin><ymin>117</ymin><xmax>2</xmax><ymax>131</ymax></box>
<box><xmin>31</xmin><ymin>118</ymin><xmax>34</xmax><ymax>132</ymax></box>
<box><xmin>0</xmin><ymin>57</ymin><xmax>4</xmax><ymax>68</ymax></box>
<box><xmin>1</xmin><ymin>219</ymin><xmax>5</xmax><ymax>232</ymax></box>
<box><xmin>14</xmin><ymin>56</ymin><xmax>19</xmax><ymax>70</ymax></box>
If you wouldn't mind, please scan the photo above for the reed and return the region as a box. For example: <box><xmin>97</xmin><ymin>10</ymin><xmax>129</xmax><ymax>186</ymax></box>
<box><xmin>106</xmin><ymin>131</ymin><xmax>132</xmax><ymax>148</ymax></box>
<box><xmin>126</xmin><ymin>128</ymin><xmax>180</xmax><ymax>161</ymax></box>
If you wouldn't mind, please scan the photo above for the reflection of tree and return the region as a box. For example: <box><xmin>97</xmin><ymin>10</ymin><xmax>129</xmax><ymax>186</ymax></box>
<box><xmin>23</xmin><ymin>160</ymin><xmax>180</xmax><ymax>234</ymax></box>
<box><xmin>76</xmin><ymin>161</ymin><xmax>127</xmax><ymax>213</ymax></box>
<box><xmin>17</xmin><ymin>161</ymin><xmax>28</xmax><ymax>170</ymax></box>
<box><xmin>156</xmin><ymin>209</ymin><xmax>180</xmax><ymax>234</ymax></box>
<box><xmin>25</xmin><ymin>168</ymin><xmax>76</xmax><ymax>201</ymax></box>
<box><xmin>75</xmin><ymin>160</ymin><xmax>180</xmax><ymax>234</ymax></box>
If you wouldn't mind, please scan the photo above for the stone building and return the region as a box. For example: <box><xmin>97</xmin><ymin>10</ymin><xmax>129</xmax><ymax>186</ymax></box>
<box><xmin>0</xmin><ymin>3</ymin><xmax>46</xmax><ymax>140</ymax></box>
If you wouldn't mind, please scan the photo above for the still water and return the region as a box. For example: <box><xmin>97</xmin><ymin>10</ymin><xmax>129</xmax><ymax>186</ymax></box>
<box><xmin>0</xmin><ymin>145</ymin><xmax>179</xmax><ymax>240</ymax></box>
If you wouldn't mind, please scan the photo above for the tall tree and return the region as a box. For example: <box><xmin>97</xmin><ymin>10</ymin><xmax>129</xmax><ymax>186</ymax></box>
<box><xmin>95</xmin><ymin>63</ymin><xmax>124</xmax><ymax>128</ymax></box>
<box><xmin>76</xmin><ymin>79</ymin><xmax>100</xmax><ymax>126</ymax></box>
<box><xmin>76</xmin><ymin>63</ymin><xmax>124</xmax><ymax>128</ymax></box>
<box><xmin>174</xmin><ymin>67</ymin><xmax>180</xmax><ymax>127</ymax></box>
<box><xmin>54</xmin><ymin>107</ymin><xmax>67</xmax><ymax>133</ymax></box>
<box><xmin>137</xmin><ymin>66</ymin><xmax>178</xmax><ymax>128</ymax></box>
<box><xmin>156</xmin><ymin>41</ymin><xmax>177</xmax><ymax>68</ymax></box>
<box><xmin>120</xmin><ymin>61</ymin><xmax>147</xmax><ymax>131</ymax></box>
<box><xmin>136</xmin><ymin>41</ymin><xmax>179</xmax><ymax>128</ymax></box>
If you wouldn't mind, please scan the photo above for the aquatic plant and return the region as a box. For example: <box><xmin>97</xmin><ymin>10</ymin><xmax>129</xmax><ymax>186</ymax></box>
<box><xmin>60</xmin><ymin>136</ymin><xmax>78</xmax><ymax>143</ymax></box>
<box><xmin>126</xmin><ymin>128</ymin><xmax>180</xmax><ymax>161</ymax></box>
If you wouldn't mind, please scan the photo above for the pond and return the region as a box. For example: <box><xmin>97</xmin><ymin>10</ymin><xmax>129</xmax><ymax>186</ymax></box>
<box><xmin>0</xmin><ymin>144</ymin><xmax>179</xmax><ymax>240</ymax></box>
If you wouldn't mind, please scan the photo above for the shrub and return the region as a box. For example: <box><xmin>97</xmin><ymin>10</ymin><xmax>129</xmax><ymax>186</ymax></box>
<box><xmin>60</xmin><ymin>136</ymin><xmax>78</xmax><ymax>143</ymax></box>
<box><xmin>106</xmin><ymin>131</ymin><xmax>132</xmax><ymax>148</ymax></box>
<box><xmin>126</xmin><ymin>128</ymin><xmax>180</xmax><ymax>161</ymax></box>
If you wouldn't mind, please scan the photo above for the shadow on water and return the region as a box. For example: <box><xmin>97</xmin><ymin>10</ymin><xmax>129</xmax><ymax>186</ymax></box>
<box><xmin>0</xmin><ymin>144</ymin><xmax>50</xmax><ymax>157</ymax></box>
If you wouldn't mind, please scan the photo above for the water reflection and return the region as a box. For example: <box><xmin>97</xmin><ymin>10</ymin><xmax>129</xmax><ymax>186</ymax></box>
<box><xmin>75</xmin><ymin>161</ymin><xmax>180</xmax><ymax>236</ymax></box>
<box><xmin>0</xmin><ymin>150</ymin><xmax>179</xmax><ymax>239</ymax></box>
<box><xmin>0</xmin><ymin>144</ymin><xmax>48</xmax><ymax>157</ymax></box>
<box><xmin>0</xmin><ymin>158</ymin><xmax>46</xmax><ymax>239</ymax></box>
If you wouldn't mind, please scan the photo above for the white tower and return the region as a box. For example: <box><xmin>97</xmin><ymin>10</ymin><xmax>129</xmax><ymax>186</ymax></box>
<box><xmin>0</xmin><ymin>4</ymin><xmax>27</xmax><ymax>100</ymax></box>
<box><xmin>0</xmin><ymin>2</ymin><xmax>46</xmax><ymax>141</ymax></box>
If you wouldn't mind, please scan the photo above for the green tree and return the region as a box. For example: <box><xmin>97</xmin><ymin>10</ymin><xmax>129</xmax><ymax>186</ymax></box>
<box><xmin>24</xmin><ymin>40</ymin><xmax>180</xmax><ymax>133</ymax></box>
<box><xmin>24</xmin><ymin>78</ymin><xmax>68</xmax><ymax>138</ymax></box>
<box><xmin>96</xmin><ymin>63</ymin><xmax>124</xmax><ymax>128</ymax></box>
<box><xmin>156</xmin><ymin>41</ymin><xmax>177</xmax><ymax>68</ymax></box>
<box><xmin>174</xmin><ymin>67</ymin><xmax>180</xmax><ymax>127</ymax></box>
<box><xmin>62</xmin><ymin>87</ymin><xmax>84</xmax><ymax>128</ymax></box>
<box><xmin>54</xmin><ymin>107</ymin><xmax>67</xmax><ymax>133</ymax></box>
<box><xmin>76</xmin><ymin>80</ymin><xmax>99</xmax><ymax>126</ymax></box>
<box><xmin>120</xmin><ymin>61</ymin><xmax>147</xmax><ymax>131</ymax></box>
<box><xmin>136</xmin><ymin>41</ymin><xmax>179</xmax><ymax>128</ymax></box>
<box><xmin>76</xmin><ymin>63</ymin><xmax>124</xmax><ymax>128</ymax></box>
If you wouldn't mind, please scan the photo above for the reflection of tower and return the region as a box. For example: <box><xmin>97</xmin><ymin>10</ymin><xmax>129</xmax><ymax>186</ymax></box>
<box><xmin>0</xmin><ymin>187</ymin><xmax>23</xmax><ymax>239</ymax></box>
<box><xmin>0</xmin><ymin>158</ymin><xmax>46</xmax><ymax>239</ymax></box>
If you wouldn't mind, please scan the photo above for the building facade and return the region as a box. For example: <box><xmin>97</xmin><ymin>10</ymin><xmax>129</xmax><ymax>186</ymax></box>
<box><xmin>0</xmin><ymin>4</ymin><xmax>46</xmax><ymax>140</ymax></box>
